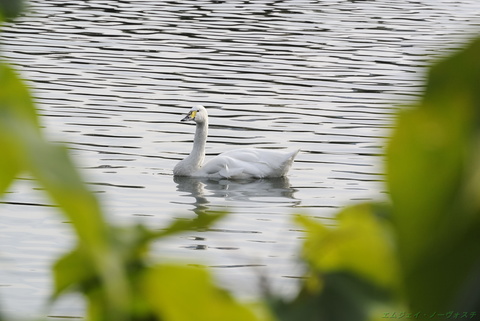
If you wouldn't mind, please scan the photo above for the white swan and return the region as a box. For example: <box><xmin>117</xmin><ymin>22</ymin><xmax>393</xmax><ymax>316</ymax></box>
<box><xmin>173</xmin><ymin>105</ymin><xmax>299</xmax><ymax>179</ymax></box>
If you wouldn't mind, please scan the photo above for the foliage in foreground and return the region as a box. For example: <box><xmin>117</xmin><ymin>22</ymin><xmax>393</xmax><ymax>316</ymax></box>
<box><xmin>1</xmin><ymin>1</ymin><xmax>480</xmax><ymax>320</ymax></box>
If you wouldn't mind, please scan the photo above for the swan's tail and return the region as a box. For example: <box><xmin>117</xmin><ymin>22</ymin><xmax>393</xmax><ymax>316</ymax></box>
<box><xmin>279</xmin><ymin>149</ymin><xmax>300</xmax><ymax>177</ymax></box>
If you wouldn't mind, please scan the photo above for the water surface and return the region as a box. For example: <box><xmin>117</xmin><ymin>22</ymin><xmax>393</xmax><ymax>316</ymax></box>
<box><xmin>1</xmin><ymin>0</ymin><xmax>479</xmax><ymax>318</ymax></box>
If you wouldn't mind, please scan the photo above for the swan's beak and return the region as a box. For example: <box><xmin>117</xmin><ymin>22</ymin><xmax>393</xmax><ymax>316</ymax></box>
<box><xmin>181</xmin><ymin>110</ymin><xmax>197</xmax><ymax>122</ymax></box>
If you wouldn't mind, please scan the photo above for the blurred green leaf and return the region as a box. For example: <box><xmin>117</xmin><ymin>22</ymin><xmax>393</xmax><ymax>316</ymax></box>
<box><xmin>51</xmin><ymin>213</ymin><xmax>230</xmax><ymax>321</ymax></box>
<box><xmin>0</xmin><ymin>62</ymin><xmax>37</xmax><ymax>194</ymax></box>
<box><xmin>19</xmin><ymin>130</ymin><xmax>132</xmax><ymax>320</ymax></box>
<box><xmin>142</xmin><ymin>264</ymin><xmax>270</xmax><ymax>321</ymax></box>
<box><xmin>52</xmin><ymin>242</ymin><xmax>133</xmax><ymax>321</ymax></box>
<box><xmin>0</xmin><ymin>0</ymin><xmax>23</xmax><ymax>20</ymax></box>
<box><xmin>52</xmin><ymin>245</ymin><xmax>95</xmax><ymax>298</ymax></box>
<box><xmin>0</xmin><ymin>62</ymin><xmax>130</xmax><ymax>319</ymax></box>
<box><xmin>275</xmin><ymin>204</ymin><xmax>402</xmax><ymax>321</ymax></box>
<box><xmin>0</xmin><ymin>139</ymin><xmax>19</xmax><ymax>195</ymax></box>
<box><xmin>0</xmin><ymin>61</ymin><xmax>38</xmax><ymax>127</ymax></box>
<box><xmin>295</xmin><ymin>204</ymin><xmax>399</xmax><ymax>290</ymax></box>
<box><xmin>387</xmin><ymin>37</ymin><xmax>480</xmax><ymax>314</ymax></box>
<box><xmin>152</xmin><ymin>211</ymin><xmax>228</xmax><ymax>239</ymax></box>
<box><xmin>273</xmin><ymin>272</ymin><xmax>396</xmax><ymax>321</ymax></box>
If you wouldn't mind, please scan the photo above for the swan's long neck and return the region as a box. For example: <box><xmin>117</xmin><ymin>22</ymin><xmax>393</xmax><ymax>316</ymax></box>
<box><xmin>189</xmin><ymin>119</ymin><xmax>208</xmax><ymax>169</ymax></box>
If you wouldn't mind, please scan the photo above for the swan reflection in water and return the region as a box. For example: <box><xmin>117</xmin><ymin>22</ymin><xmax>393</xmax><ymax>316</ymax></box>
<box><xmin>173</xmin><ymin>176</ymin><xmax>299</xmax><ymax>215</ymax></box>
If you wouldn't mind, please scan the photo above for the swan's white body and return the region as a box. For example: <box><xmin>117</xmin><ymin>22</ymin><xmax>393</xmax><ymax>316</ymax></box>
<box><xmin>173</xmin><ymin>105</ymin><xmax>298</xmax><ymax>179</ymax></box>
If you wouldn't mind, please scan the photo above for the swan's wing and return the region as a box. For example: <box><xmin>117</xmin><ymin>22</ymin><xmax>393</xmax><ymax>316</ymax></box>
<box><xmin>197</xmin><ymin>149</ymin><xmax>299</xmax><ymax>179</ymax></box>
<box><xmin>194</xmin><ymin>156</ymin><xmax>229</xmax><ymax>177</ymax></box>
<box><xmin>220</xmin><ymin>148</ymin><xmax>270</xmax><ymax>163</ymax></box>
<box><xmin>222</xmin><ymin>148</ymin><xmax>298</xmax><ymax>172</ymax></box>
<box><xmin>196</xmin><ymin>155</ymin><xmax>253</xmax><ymax>179</ymax></box>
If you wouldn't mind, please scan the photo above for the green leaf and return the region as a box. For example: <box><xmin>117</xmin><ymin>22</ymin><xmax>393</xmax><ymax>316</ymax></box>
<box><xmin>152</xmin><ymin>211</ymin><xmax>228</xmax><ymax>239</ymax></box>
<box><xmin>0</xmin><ymin>62</ymin><xmax>37</xmax><ymax>194</ymax></box>
<box><xmin>0</xmin><ymin>61</ymin><xmax>131</xmax><ymax>319</ymax></box>
<box><xmin>276</xmin><ymin>205</ymin><xmax>402</xmax><ymax>321</ymax></box>
<box><xmin>295</xmin><ymin>204</ymin><xmax>399</xmax><ymax>290</ymax></box>
<box><xmin>387</xmin><ymin>37</ymin><xmax>480</xmax><ymax>313</ymax></box>
<box><xmin>142</xmin><ymin>264</ymin><xmax>270</xmax><ymax>321</ymax></box>
<box><xmin>0</xmin><ymin>143</ymin><xmax>19</xmax><ymax>195</ymax></box>
<box><xmin>50</xmin><ymin>213</ymin><xmax>230</xmax><ymax>321</ymax></box>
<box><xmin>273</xmin><ymin>272</ymin><xmax>397</xmax><ymax>321</ymax></box>
<box><xmin>0</xmin><ymin>61</ymin><xmax>39</xmax><ymax>128</ymax></box>
<box><xmin>0</xmin><ymin>0</ymin><xmax>23</xmax><ymax>20</ymax></box>
<box><xmin>18</xmin><ymin>138</ymin><xmax>132</xmax><ymax>318</ymax></box>
<box><xmin>52</xmin><ymin>245</ymin><xmax>96</xmax><ymax>298</ymax></box>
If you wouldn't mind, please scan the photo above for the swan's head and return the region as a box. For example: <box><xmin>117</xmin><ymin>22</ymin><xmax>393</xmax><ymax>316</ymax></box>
<box><xmin>181</xmin><ymin>105</ymin><xmax>208</xmax><ymax>124</ymax></box>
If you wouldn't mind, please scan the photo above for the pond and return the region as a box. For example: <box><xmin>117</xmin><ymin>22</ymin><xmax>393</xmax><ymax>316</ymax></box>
<box><xmin>0</xmin><ymin>0</ymin><xmax>479</xmax><ymax>318</ymax></box>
